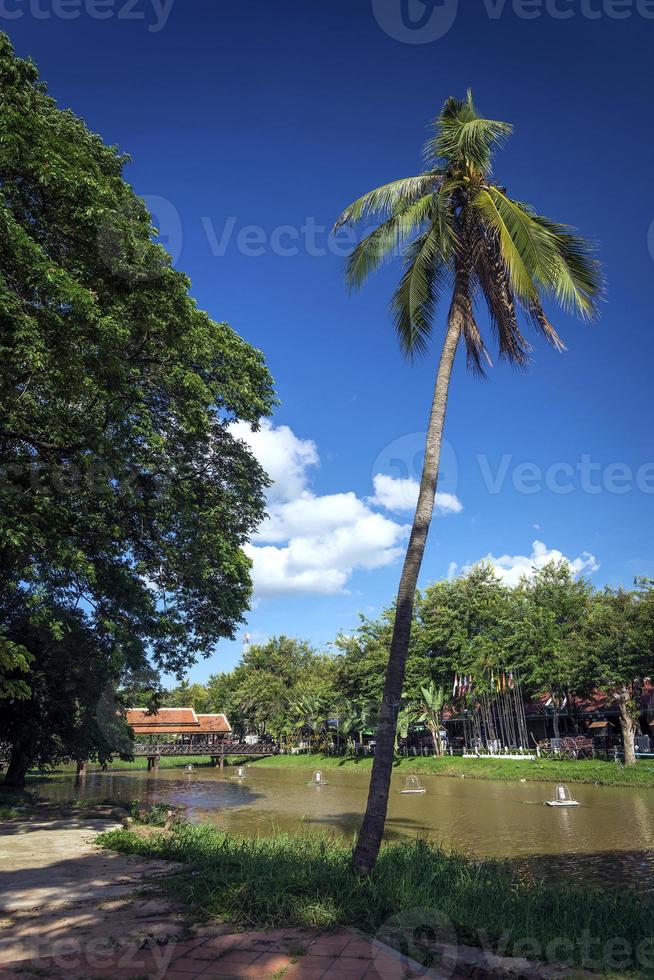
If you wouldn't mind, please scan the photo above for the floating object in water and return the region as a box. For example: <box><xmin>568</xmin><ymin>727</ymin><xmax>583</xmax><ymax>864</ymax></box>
<box><xmin>231</xmin><ymin>765</ymin><xmax>246</xmax><ymax>779</ymax></box>
<box><xmin>308</xmin><ymin>770</ymin><xmax>328</xmax><ymax>786</ymax></box>
<box><xmin>400</xmin><ymin>775</ymin><xmax>426</xmax><ymax>795</ymax></box>
<box><xmin>546</xmin><ymin>785</ymin><xmax>580</xmax><ymax>807</ymax></box>
<box><xmin>185</xmin><ymin>764</ymin><xmax>194</xmax><ymax>773</ymax></box>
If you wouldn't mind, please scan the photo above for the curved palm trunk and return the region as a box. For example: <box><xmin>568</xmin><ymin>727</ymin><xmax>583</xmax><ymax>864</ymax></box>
<box><xmin>352</xmin><ymin>299</ymin><xmax>463</xmax><ymax>876</ymax></box>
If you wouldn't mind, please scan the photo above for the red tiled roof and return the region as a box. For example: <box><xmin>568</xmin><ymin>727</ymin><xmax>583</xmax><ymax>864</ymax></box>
<box><xmin>197</xmin><ymin>713</ymin><xmax>232</xmax><ymax>734</ymax></box>
<box><xmin>125</xmin><ymin>707</ymin><xmax>232</xmax><ymax>735</ymax></box>
<box><xmin>126</xmin><ymin>707</ymin><xmax>199</xmax><ymax>734</ymax></box>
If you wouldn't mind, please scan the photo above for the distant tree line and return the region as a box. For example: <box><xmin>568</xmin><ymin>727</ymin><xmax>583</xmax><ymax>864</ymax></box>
<box><xmin>148</xmin><ymin>561</ymin><xmax>653</xmax><ymax>767</ymax></box>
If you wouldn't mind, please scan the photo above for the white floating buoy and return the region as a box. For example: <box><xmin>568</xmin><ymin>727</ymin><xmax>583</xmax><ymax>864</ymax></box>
<box><xmin>400</xmin><ymin>775</ymin><xmax>426</xmax><ymax>795</ymax></box>
<box><xmin>546</xmin><ymin>784</ymin><xmax>580</xmax><ymax>807</ymax></box>
<box><xmin>308</xmin><ymin>770</ymin><xmax>328</xmax><ymax>786</ymax></box>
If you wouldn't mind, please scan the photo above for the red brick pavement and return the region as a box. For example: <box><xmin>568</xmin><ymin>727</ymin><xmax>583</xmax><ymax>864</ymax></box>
<box><xmin>1</xmin><ymin>927</ymin><xmax>454</xmax><ymax>979</ymax></box>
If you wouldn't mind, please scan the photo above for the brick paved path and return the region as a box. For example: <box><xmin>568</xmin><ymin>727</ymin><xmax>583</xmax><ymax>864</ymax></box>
<box><xmin>1</xmin><ymin>926</ymin><xmax>451</xmax><ymax>979</ymax></box>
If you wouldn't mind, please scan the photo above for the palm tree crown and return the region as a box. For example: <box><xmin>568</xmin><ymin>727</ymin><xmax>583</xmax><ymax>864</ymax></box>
<box><xmin>335</xmin><ymin>90</ymin><xmax>602</xmax><ymax>370</ymax></box>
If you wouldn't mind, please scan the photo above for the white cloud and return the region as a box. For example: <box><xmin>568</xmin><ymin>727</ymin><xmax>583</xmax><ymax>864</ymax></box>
<box><xmin>229</xmin><ymin>419</ymin><xmax>318</xmax><ymax>503</ymax></box>
<box><xmin>231</xmin><ymin>421</ymin><xmax>413</xmax><ymax>597</ymax></box>
<box><xmin>456</xmin><ymin>539</ymin><xmax>599</xmax><ymax>588</ymax></box>
<box><xmin>368</xmin><ymin>473</ymin><xmax>463</xmax><ymax>516</ymax></box>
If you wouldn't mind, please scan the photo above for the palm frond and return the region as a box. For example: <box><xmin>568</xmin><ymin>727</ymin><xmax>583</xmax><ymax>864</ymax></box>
<box><xmin>425</xmin><ymin>91</ymin><xmax>512</xmax><ymax>173</ymax></box>
<box><xmin>473</xmin><ymin>188</ymin><xmax>551</xmax><ymax>304</ymax></box>
<box><xmin>523</xmin><ymin>298</ymin><xmax>566</xmax><ymax>352</ymax></box>
<box><xmin>469</xmin><ymin>216</ymin><xmax>531</xmax><ymax>366</ymax></box>
<box><xmin>334</xmin><ymin>173</ymin><xmax>441</xmax><ymax>229</ymax></box>
<box><xmin>390</xmin><ymin>227</ymin><xmax>450</xmax><ymax>358</ymax></box>
<box><xmin>531</xmin><ymin>215</ymin><xmax>603</xmax><ymax>320</ymax></box>
<box><xmin>344</xmin><ymin>194</ymin><xmax>434</xmax><ymax>291</ymax></box>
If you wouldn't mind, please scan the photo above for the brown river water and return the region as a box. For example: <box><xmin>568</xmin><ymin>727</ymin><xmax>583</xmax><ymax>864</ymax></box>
<box><xmin>36</xmin><ymin>766</ymin><xmax>654</xmax><ymax>891</ymax></box>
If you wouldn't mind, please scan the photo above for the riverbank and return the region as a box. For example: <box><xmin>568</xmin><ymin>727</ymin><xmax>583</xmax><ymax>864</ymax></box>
<box><xmin>31</xmin><ymin>752</ymin><xmax>654</xmax><ymax>788</ymax></box>
<box><xmin>240</xmin><ymin>752</ymin><xmax>654</xmax><ymax>788</ymax></box>
<box><xmin>98</xmin><ymin>822</ymin><xmax>654</xmax><ymax>975</ymax></box>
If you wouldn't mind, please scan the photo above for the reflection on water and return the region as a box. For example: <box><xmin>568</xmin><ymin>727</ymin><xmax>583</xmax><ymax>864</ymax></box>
<box><xmin>37</xmin><ymin>766</ymin><xmax>654</xmax><ymax>891</ymax></box>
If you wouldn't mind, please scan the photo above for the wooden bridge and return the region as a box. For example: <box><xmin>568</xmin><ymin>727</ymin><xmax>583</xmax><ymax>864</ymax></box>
<box><xmin>131</xmin><ymin>740</ymin><xmax>274</xmax><ymax>769</ymax></box>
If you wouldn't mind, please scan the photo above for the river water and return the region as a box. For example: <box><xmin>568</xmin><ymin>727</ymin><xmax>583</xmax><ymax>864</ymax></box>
<box><xmin>36</xmin><ymin>766</ymin><xmax>654</xmax><ymax>891</ymax></box>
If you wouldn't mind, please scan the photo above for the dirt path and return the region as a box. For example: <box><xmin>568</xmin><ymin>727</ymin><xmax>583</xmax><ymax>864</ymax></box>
<box><xmin>0</xmin><ymin>808</ymin><xmax>188</xmax><ymax>968</ymax></box>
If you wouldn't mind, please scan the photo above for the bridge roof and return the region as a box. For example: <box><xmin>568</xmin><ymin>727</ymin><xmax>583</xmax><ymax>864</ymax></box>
<box><xmin>198</xmin><ymin>713</ymin><xmax>231</xmax><ymax>733</ymax></box>
<box><xmin>126</xmin><ymin>707</ymin><xmax>231</xmax><ymax>735</ymax></box>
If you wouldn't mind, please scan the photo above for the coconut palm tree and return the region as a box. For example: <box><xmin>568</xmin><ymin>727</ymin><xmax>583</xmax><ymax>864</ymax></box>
<box><xmin>335</xmin><ymin>91</ymin><xmax>602</xmax><ymax>876</ymax></box>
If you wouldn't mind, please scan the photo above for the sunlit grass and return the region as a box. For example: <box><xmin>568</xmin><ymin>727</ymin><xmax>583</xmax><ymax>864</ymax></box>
<box><xmin>98</xmin><ymin>824</ymin><xmax>654</xmax><ymax>974</ymax></box>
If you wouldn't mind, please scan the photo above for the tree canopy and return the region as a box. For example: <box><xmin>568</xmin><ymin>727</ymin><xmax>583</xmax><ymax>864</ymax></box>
<box><xmin>0</xmin><ymin>35</ymin><xmax>274</xmax><ymax>784</ymax></box>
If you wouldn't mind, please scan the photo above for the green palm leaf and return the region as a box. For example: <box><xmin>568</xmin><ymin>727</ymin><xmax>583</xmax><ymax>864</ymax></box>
<box><xmin>344</xmin><ymin>194</ymin><xmax>434</xmax><ymax>291</ymax></box>
<box><xmin>334</xmin><ymin>174</ymin><xmax>442</xmax><ymax>229</ymax></box>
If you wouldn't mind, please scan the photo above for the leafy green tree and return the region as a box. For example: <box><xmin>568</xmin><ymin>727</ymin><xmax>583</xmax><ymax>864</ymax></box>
<box><xmin>416</xmin><ymin>682</ymin><xmax>447</xmax><ymax>756</ymax></box>
<box><xmin>421</xmin><ymin>564</ymin><xmax>514</xmax><ymax>681</ymax></box>
<box><xmin>166</xmin><ymin>681</ymin><xmax>211</xmax><ymax>714</ymax></box>
<box><xmin>288</xmin><ymin>693</ymin><xmax>328</xmax><ymax>735</ymax></box>
<box><xmin>0</xmin><ymin>36</ymin><xmax>274</xmax><ymax>787</ymax></box>
<box><xmin>0</xmin><ymin>634</ymin><xmax>31</xmax><ymax>701</ymax></box>
<box><xmin>584</xmin><ymin>580</ymin><xmax>654</xmax><ymax>766</ymax></box>
<box><xmin>1</xmin><ymin>602</ymin><xmax>134</xmax><ymax>783</ymax></box>
<box><xmin>234</xmin><ymin>671</ymin><xmax>287</xmax><ymax>736</ymax></box>
<box><xmin>336</xmin><ymin>90</ymin><xmax>602</xmax><ymax>874</ymax></box>
<box><xmin>514</xmin><ymin>562</ymin><xmax>595</xmax><ymax>736</ymax></box>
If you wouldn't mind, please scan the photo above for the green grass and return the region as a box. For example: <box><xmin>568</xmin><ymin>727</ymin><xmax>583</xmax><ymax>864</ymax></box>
<box><xmin>97</xmin><ymin>824</ymin><xmax>654</xmax><ymax>975</ymax></box>
<box><xmin>242</xmin><ymin>752</ymin><xmax>654</xmax><ymax>787</ymax></box>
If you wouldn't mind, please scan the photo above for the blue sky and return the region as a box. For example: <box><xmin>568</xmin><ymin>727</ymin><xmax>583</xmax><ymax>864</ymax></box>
<box><xmin>7</xmin><ymin>0</ymin><xmax>653</xmax><ymax>681</ymax></box>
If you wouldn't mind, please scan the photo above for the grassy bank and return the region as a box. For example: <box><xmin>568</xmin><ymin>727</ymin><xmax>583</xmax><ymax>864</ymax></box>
<box><xmin>241</xmin><ymin>752</ymin><xmax>654</xmax><ymax>788</ymax></box>
<box><xmin>30</xmin><ymin>753</ymin><xmax>654</xmax><ymax>787</ymax></box>
<box><xmin>98</xmin><ymin>824</ymin><xmax>653</xmax><ymax>974</ymax></box>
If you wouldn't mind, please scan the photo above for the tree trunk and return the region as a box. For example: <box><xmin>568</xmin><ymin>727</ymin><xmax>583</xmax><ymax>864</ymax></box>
<box><xmin>3</xmin><ymin>743</ymin><xmax>31</xmax><ymax>789</ymax></box>
<box><xmin>617</xmin><ymin>691</ymin><xmax>637</xmax><ymax>766</ymax></box>
<box><xmin>352</xmin><ymin>306</ymin><xmax>461</xmax><ymax>876</ymax></box>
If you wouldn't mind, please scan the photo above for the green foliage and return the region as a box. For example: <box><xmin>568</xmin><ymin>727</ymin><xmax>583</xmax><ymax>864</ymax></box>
<box><xmin>415</xmin><ymin>681</ymin><xmax>446</xmax><ymax>754</ymax></box>
<box><xmin>336</xmin><ymin>89</ymin><xmax>602</xmax><ymax>365</ymax></box>
<box><xmin>159</xmin><ymin>565</ymin><xmax>651</xmax><ymax>748</ymax></box>
<box><xmin>0</xmin><ymin>35</ymin><xmax>274</xmax><ymax>781</ymax></box>
<box><xmin>582</xmin><ymin>581</ymin><xmax>654</xmax><ymax>734</ymax></box>
<box><xmin>98</xmin><ymin>825</ymin><xmax>653</xmax><ymax>972</ymax></box>
<box><xmin>0</xmin><ymin>632</ymin><xmax>31</xmax><ymax>700</ymax></box>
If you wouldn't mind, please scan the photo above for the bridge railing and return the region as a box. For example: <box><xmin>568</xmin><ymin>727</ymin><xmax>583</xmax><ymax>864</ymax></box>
<box><xmin>131</xmin><ymin>741</ymin><xmax>273</xmax><ymax>756</ymax></box>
